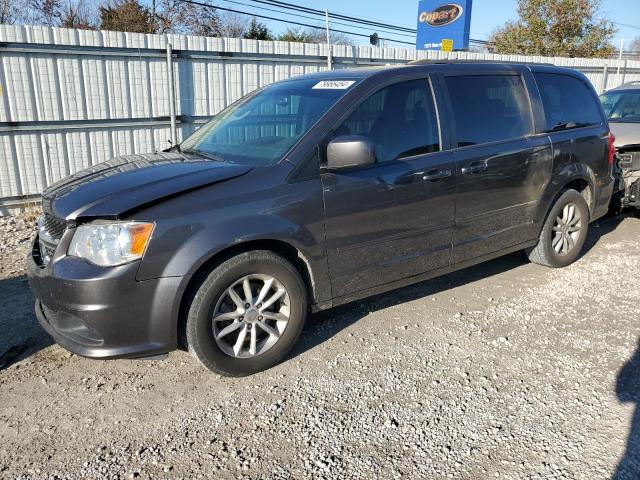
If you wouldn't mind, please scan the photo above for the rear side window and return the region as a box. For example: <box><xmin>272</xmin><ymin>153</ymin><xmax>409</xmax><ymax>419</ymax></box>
<box><xmin>336</xmin><ymin>79</ymin><xmax>440</xmax><ymax>163</ymax></box>
<box><xmin>445</xmin><ymin>75</ymin><xmax>533</xmax><ymax>147</ymax></box>
<box><xmin>534</xmin><ymin>73</ymin><xmax>603</xmax><ymax>132</ymax></box>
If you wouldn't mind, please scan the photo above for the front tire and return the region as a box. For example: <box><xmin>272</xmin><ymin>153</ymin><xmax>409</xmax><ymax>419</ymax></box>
<box><xmin>527</xmin><ymin>189</ymin><xmax>590</xmax><ymax>268</ymax></box>
<box><xmin>186</xmin><ymin>250</ymin><xmax>307</xmax><ymax>376</ymax></box>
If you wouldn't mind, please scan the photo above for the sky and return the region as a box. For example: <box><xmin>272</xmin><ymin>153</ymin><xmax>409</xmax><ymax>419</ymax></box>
<box><xmin>232</xmin><ymin>0</ymin><xmax>640</xmax><ymax>49</ymax></box>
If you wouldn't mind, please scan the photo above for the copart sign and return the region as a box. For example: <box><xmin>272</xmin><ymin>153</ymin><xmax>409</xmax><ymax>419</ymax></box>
<box><xmin>415</xmin><ymin>0</ymin><xmax>473</xmax><ymax>51</ymax></box>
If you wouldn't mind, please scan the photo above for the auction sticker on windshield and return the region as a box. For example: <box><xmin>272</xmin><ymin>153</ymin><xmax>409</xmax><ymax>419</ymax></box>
<box><xmin>312</xmin><ymin>80</ymin><xmax>356</xmax><ymax>90</ymax></box>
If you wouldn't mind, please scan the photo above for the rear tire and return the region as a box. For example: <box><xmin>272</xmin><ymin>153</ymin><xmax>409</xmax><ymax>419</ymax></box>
<box><xmin>526</xmin><ymin>189</ymin><xmax>590</xmax><ymax>268</ymax></box>
<box><xmin>185</xmin><ymin>250</ymin><xmax>307</xmax><ymax>376</ymax></box>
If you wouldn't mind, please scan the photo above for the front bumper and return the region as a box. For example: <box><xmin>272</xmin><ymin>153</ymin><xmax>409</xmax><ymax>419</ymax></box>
<box><xmin>624</xmin><ymin>178</ymin><xmax>640</xmax><ymax>208</ymax></box>
<box><xmin>27</xmin><ymin>237</ymin><xmax>183</xmax><ymax>359</ymax></box>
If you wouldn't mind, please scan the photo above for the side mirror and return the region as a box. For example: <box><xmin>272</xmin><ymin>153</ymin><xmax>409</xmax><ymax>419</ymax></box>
<box><xmin>326</xmin><ymin>135</ymin><xmax>376</xmax><ymax>171</ymax></box>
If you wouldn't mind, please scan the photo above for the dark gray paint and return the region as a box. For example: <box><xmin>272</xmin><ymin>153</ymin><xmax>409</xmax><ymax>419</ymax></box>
<box><xmin>27</xmin><ymin>62</ymin><xmax>615</xmax><ymax>360</ymax></box>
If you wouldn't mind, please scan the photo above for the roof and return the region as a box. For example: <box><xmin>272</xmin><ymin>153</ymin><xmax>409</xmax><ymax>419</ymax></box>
<box><xmin>407</xmin><ymin>59</ymin><xmax>553</xmax><ymax>66</ymax></box>
<box><xmin>279</xmin><ymin>61</ymin><xmax>583</xmax><ymax>84</ymax></box>
<box><xmin>607</xmin><ymin>81</ymin><xmax>640</xmax><ymax>92</ymax></box>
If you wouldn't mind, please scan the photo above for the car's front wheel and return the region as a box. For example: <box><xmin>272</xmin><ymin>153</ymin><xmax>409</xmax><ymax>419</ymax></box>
<box><xmin>185</xmin><ymin>250</ymin><xmax>308</xmax><ymax>376</ymax></box>
<box><xmin>527</xmin><ymin>189</ymin><xmax>590</xmax><ymax>268</ymax></box>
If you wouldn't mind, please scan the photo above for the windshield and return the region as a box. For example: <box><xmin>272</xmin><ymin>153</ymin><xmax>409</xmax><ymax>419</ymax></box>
<box><xmin>180</xmin><ymin>78</ymin><xmax>359</xmax><ymax>166</ymax></box>
<box><xmin>600</xmin><ymin>91</ymin><xmax>640</xmax><ymax>122</ymax></box>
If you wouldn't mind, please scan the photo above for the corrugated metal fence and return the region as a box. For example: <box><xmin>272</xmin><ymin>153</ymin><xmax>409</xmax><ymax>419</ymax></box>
<box><xmin>1</xmin><ymin>24</ymin><xmax>640</xmax><ymax>211</ymax></box>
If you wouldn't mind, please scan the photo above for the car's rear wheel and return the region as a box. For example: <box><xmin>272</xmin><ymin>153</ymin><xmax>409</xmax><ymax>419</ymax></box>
<box><xmin>527</xmin><ymin>189</ymin><xmax>590</xmax><ymax>268</ymax></box>
<box><xmin>185</xmin><ymin>250</ymin><xmax>307</xmax><ymax>376</ymax></box>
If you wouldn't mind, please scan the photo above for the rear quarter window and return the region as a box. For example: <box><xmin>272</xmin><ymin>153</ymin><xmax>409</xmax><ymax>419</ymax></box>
<box><xmin>533</xmin><ymin>73</ymin><xmax>603</xmax><ymax>132</ymax></box>
<box><xmin>445</xmin><ymin>75</ymin><xmax>533</xmax><ymax>148</ymax></box>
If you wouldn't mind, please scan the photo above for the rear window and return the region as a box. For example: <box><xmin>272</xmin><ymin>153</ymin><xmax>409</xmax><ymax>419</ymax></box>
<box><xmin>445</xmin><ymin>75</ymin><xmax>533</xmax><ymax>148</ymax></box>
<box><xmin>534</xmin><ymin>73</ymin><xmax>603</xmax><ymax>132</ymax></box>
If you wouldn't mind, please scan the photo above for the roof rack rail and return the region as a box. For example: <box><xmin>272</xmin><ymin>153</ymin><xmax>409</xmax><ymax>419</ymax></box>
<box><xmin>407</xmin><ymin>59</ymin><xmax>553</xmax><ymax>66</ymax></box>
<box><xmin>619</xmin><ymin>80</ymin><xmax>640</xmax><ymax>87</ymax></box>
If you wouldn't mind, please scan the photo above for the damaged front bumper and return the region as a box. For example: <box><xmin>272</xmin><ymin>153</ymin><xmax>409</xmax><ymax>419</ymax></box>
<box><xmin>617</xmin><ymin>150</ymin><xmax>640</xmax><ymax>208</ymax></box>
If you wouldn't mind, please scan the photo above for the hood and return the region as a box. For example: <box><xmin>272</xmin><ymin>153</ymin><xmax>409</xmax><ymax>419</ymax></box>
<box><xmin>42</xmin><ymin>153</ymin><xmax>252</xmax><ymax>221</ymax></box>
<box><xmin>609</xmin><ymin>122</ymin><xmax>640</xmax><ymax>149</ymax></box>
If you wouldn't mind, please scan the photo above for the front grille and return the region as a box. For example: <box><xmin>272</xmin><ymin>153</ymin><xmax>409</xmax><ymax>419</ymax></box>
<box><xmin>42</xmin><ymin>213</ymin><xmax>67</xmax><ymax>240</ymax></box>
<box><xmin>629</xmin><ymin>179</ymin><xmax>640</xmax><ymax>204</ymax></box>
<box><xmin>33</xmin><ymin>233</ymin><xmax>58</xmax><ymax>268</ymax></box>
<box><xmin>35</xmin><ymin>213</ymin><xmax>66</xmax><ymax>267</ymax></box>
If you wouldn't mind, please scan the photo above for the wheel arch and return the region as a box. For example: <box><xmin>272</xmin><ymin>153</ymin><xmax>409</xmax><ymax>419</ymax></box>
<box><xmin>538</xmin><ymin>164</ymin><xmax>597</xmax><ymax>228</ymax></box>
<box><xmin>176</xmin><ymin>239</ymin><xmax>320</xmax><ymax>349</ymax></box>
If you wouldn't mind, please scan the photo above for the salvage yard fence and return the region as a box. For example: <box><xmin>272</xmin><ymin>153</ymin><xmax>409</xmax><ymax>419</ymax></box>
<box><xmin>1</xmin><ymin>24</ymin><xmax>640</xmax><ymax>213</ymax></box>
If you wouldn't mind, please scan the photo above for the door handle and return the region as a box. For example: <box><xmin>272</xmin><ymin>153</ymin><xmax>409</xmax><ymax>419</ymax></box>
<box><xmin>461</xmin><ymin>161</ymin><xmax>488</xmax><ymax>175</ymax></box>
<box><xmin>422</xmin><ymin>169</ymin><xmax>452</xmax><ymax>181</ymax></box>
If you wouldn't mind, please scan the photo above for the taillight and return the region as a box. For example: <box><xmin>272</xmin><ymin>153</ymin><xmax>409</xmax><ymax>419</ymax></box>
<box><xmin>608</xmin><ymin>132</ymin><xmax>616</xmax><ymax>165</ymax></box>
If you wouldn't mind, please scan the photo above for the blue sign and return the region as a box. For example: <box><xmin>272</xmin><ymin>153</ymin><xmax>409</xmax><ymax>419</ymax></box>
<box><xmin>416</xmin><ymin>0</ymin><xmax>473</xmax><ymax>51</ymax></box>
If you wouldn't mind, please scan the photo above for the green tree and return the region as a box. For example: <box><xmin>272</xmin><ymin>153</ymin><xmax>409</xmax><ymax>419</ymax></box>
<box><xmin>99</xmin><ymin>0</ymin><xmax>156</xmax><ymax>33</ymax></box>
<box><xmin>278</xmin><ymin>27</ymin><xmax>312</xmax><ymax>43</ymax></box>
<box><xmin>489</xmin><ymin>0</ymin><xmax>616</xmax><ymax>58</ymax></box>
<box><xmin>243</xmin><ymin>16</ymin><xmax>272</xmax><ymax>40</ymax></box>
<box><xmin>278</xmin><ymin>27</ymin><xmax>352</xmax><ymax>45</ymax></box>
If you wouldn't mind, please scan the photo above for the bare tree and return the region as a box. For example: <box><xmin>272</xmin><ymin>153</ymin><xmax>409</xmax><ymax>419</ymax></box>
<box><xmin>59</xmin><ymin>0</ymin><xmax>96</xmax><ymax>29</ymax></box>
<box><xmin>29</xmin><ymin>0</ymin><xmax>62</xmax><ymax>26</ymax></box>
<box><xmin>216</xmin><ymin>12</ymin><xmax>247</xmax><ymax>38</ymax></box>
<box><xmin>170</xmin><ymin>0</ymin><xmax>219</xmax><ymax>36</ymax></box>
<box><xmin>0</xmin><ymin>0</ymin><xmax>29</xmax><ymax>24</ymax></box>
<box><xmin>151</xmin><ymin>0</ymin><xmax>191</xmax><ymax>34</ymax></box>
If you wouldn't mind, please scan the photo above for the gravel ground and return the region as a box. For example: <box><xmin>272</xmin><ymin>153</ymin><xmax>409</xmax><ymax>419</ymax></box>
<box><xmin>0</xmin><ymin>214</ymin><xmax>36</xmax><ymax>279</ymax></box>
<box><xmin>0</xmin><ymin>212</ymin><xmax>639</xmax><ymax>480</ymax></box>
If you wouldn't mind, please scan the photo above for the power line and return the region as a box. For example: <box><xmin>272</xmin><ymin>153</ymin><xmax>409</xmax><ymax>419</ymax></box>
<box><xmin>251</xmin><ymin>0</ymin><xmax>417</xmax><ymax>31</ymax></box>
<box><xmin>610</xmin><ymin>21</ymin><xmax>640</xmax><ymax>31</ymax></box>
<box><xmin>217</xmin><ymin>0</ymin><xmax>416</xmax><ymax>39</ymax></box>
<box><xmin>177</xmin><ymin>0</ymin><xmax>494</xmax><ymax>49</ymax></box>
<box><xmin>245</xmin><ymin>0</ymin><xmax>416</xmax><ymax>34</ymax></box>
<box><xmin>176</xmin><ymin>0</ymin><xmax>416</xmax><ymax>45</ymax></box>
<box><xmin>241</xmin><ymin>0</ymin><xmax>492</xmax><ymax>47</ymax></box>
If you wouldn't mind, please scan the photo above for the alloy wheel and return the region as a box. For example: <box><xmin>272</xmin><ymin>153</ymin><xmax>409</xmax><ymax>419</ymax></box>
<box><xmin>552</xmin><ymin>202</ymin><xmax>582</xmax><ymax>256</ymax></box>
<box><xmin>212</xmin><ymin>274</ymin><xmax>290</xmax><ymax>358</ymax></box>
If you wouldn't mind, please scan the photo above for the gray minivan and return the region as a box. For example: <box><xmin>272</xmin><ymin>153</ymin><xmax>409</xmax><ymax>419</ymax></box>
<box><xmin>28</xmin><ymin>62</ymin><xmax>615</xmax><ymax>376</ymax></box>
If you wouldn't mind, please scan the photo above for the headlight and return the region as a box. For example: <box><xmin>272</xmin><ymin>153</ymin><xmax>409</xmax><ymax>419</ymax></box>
<box><xmin>68</xmin><ymin>221</ymin><xmax>154</xmax><ymax>267</ymax></box>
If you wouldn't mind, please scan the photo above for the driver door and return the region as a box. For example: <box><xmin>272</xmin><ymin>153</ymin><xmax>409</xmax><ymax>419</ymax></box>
<box><xmin>321</xmin><ymin>78</ymin><xmax>456</xmax><ymax>298</ymax></box>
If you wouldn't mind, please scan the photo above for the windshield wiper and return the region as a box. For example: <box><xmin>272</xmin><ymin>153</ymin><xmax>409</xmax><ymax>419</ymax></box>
<box><xmin>546</xmin><ymin>122</ymin><xmax>592</xmax><ymax>132</ymax></box>
<box><xmin>181</xmin><ymin>148</ymin><xmax>226</xmax><ymax>163</ymax></box>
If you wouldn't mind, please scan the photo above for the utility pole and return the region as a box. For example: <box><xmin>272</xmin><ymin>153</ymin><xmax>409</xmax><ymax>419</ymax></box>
<box><xmin>325</xmin><ymin>9</ymin><xmax>332</xmax><ymax>70</ymax></box>
<box><xmin>617</xmin><ymin>38</ymin><xmax>624</xmax><ymax>77</ymax></box>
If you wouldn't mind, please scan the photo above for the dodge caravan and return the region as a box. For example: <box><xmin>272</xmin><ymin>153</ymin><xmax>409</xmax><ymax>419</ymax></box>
<box><xmin>28</xmin><ymin>62</ymin><xmax>615</xmax><ymax>376</ymax></box>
